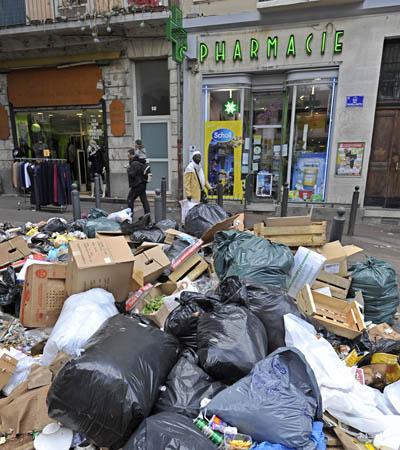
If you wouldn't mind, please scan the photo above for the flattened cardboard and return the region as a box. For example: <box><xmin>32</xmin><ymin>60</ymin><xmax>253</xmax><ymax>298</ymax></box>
<box><xmin>0</xmin><ymin>236</ymin><xmax>31</xmax><ymax>267</ymax></box>
<box><xmin>20</xmin><ymin>264</ymin><xmax>67</xmax><ymax>328</ymax></box>
<box><xmin>0</xmin><ymin>381</ymin><xmax>53</xmax><ymax>436</ymax></box>
<box><xmin>131</xmin><ymin>246</ymin><xmax>170</xmax><ymax>291</ymax></box>
<box><xmin>201</xmin><ymin>213</ymin><xmax>244</xmax><ymax>244</ymax></box>
<box><xmin>169</xmin><ymin>254</ymin><xmax>208</xmax><ymax>284</ymax></box>
<box><xmin>95</xmin><ymin>231</ymin><xmax>131</xmax><ymax>243</ymax></box>
<box><xmin>66</xmin><ymin>237</ymin><xmax>134</xmax><ymax>302</ymax></box>
<box><xmin>0</xmin><ymin>352</ymin><xmax>17</xmax><ymax>390</ymax></box>
<box><xmin>319</xmin><ymin>241</ymin><xmax>363</xmax><ymax>276</ymax></box>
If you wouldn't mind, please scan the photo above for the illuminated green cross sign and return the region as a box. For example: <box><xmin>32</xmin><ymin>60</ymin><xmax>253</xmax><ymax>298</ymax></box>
<box><xmin>166</xmin><ymin>6</ymin><xmax>187</xmax><ymax>64</ymax></box>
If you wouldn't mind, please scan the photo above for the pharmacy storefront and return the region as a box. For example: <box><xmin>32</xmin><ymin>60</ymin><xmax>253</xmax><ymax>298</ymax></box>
<box><xmin>183</xmin><ymin>18</ymin><xmax>388</xmax><ymax>207</ymax></box>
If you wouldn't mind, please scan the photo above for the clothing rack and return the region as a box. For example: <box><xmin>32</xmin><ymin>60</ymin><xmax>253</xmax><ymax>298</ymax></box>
<box><xmin>14</xmin><ymin>158</ymin><xmax>69</xmax><ymax>213</ymax></box>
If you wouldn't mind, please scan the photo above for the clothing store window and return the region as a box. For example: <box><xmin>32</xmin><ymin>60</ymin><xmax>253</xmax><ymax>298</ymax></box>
<box><xmin>14</xmin><ymin>107</ymin><xmax>106</xmax><ymax>192</ymax></box>
<box><xmin>135</xmin><ymin>60</ymin><xmax>170</xmax><ymax>116</ymax></box>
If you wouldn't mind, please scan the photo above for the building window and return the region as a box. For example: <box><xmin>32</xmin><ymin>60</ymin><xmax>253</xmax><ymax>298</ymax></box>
<box><xmin>135</xmin><ymin>60</ymin><xmax>170</xmax><ymax>116</ymax></box>
<box><xmin>378</xmin><ymin>39</ymin><xmax>400</xmax><ymax>104</ymax></box>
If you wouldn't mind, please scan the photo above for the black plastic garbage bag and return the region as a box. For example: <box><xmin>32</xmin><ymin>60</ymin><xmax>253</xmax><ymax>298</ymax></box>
<box><xmin>120</xmin><ymin>214</ymin><xmax>151</xmax><ymax>235</ymax></box>
<box><xmin>47</xmin><ymin>314</ymin><xmax>179</xmax><ymax>450</ymax></box>
<box><xmin>207</xmin><ymin>347</ymin><xmax>322</xmax><ymax>448</ymax></box>
<box><xmin>349</xmin><ymin>257</ymin><xmax>400</xmax><ymax>324</ymax></box>
<box><xmin>123</xmin><ymin>412</ymin><xmax>217</xmax><ymax>450</ymax></box>
<box><xmin>156</xmin><ymin>219</ymin><xmax>178</xmax><ymax>231</ymax></box>
<box><xmin>184</xmin><ymin>203</ymin><xmax>229</xmax><ymax>238</ymax></box>
<box><xmin>197</xmin><ymin>304</ymin><xmax>268</xmax><ymax>384</ymax></box>
<box><xmin>164</xmin><ymin>292</ymin><xmax>218</xmax><ymax>351</ymax></box>
<box><xmin>68</xmin><ymin>219</ymin><xmax>87</xmax><ymax>233</ymax></box>
<box><xmin>84</xmin><ymin>217</ymin><xmax>121</xmax><ymax>238</ymax></box>
<box><xmin>214</xmin><ymin>231</ymin><xmax>293</xmax><ymax>290</ymax></box>
<box><xmin>131</xmin><ymin>226</ymin><xmax>165</xmax><ymax>244</ymax></box>
<box><xmin>0</xmin><ymin>267</ymin><xmax>21</xmax><ymax>315</ymax></box>
<box><xmin>87</xmin><ymin>207</ymin><xmax>108</xmax><ymax>219</ymax></box>
<box><xmin>219</xmin><ymin>277</ymin><xmax>302</xmax><ymax>353</ymax></box>
<box><xmin>154</xmin><ymin>350</ymin><xmax>226</xmax><ymax>418</ymax></box>
<box><xmin>41</xmin><ymin>217</ymin><xmax>67</xmax><ymax>234</ymax></box>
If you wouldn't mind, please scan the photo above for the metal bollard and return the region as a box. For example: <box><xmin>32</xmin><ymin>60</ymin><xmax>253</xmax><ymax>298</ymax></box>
<box><xmin>329</xmin><ymin>206</ymin><xmax>346</xmax><ymax>243</ymax></box>
<box><xmin>217</xmin><ymin>182</ymin><xmax>224</xmax><ymax>208</ymax></box>
<box><xmin>280</xmin><ymin>182</ymin><xmax>289</xmax><ymax>217</ymax></box>
<box><xmin>347</xmin><ymin>186</ymin><xmax>360</xmax><ymax>236</ymax></box>
<box><xmin>94</xmin><ymin>173</ymin><xmax>101</xmax><ymax>209</ymax></box>
<box><xmin>71</xmin><ymin>183</ymin><xmax>81</xmax><ymax>221</ymax></box>
<box><xmin>161</xmin><ymin>176</ymin><xmax>167</xmax><ymax>220</ymax></box>
<box><xmin>154</xmin><ymin>188</ymin><xmax>162</xmax><ymax>223</ymax></box>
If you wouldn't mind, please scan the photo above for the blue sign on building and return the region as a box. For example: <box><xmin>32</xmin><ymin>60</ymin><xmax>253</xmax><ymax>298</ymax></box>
<box><xmin>346</xmin><ymin>96</ymin><xmax>364</xmax><ymax>107</ymax></box>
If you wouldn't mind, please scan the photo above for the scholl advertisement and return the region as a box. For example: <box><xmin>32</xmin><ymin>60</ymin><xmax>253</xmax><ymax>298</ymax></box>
<box><xmin>204</xmin><ymin>121</ymin><xmax>243</xmax><ymax>200</ymax></box>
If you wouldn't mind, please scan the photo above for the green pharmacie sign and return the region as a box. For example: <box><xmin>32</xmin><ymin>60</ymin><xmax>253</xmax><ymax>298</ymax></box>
<box><xmin>199</xmin><ymin>31</ymin><xmax>344</xmax><ymax>64</ymax></box>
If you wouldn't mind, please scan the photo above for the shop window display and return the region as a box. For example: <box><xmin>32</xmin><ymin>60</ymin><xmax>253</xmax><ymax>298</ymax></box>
<box><xmin>288</xmin><ymin>82</ymin><xmax>335</xmax><ymax>202</ymax></box>
<box><xmin>14</xmin><ymin>108</ymin><xmax>105</xmax><ymax>192</ymax></box>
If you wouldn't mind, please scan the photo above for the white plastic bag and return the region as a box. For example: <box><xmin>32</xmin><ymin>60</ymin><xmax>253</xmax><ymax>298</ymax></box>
<box><xmin>107</xmin><ymin>208</ymin><xmax>132</xmax><ymax>223</ymax></box>
<box><xmin>374</xmin><ymin>428</ymin><xmax>400</xmax><ymax>450</ymax></box>
<box><xmin>2</xmin><ymin>349</ymin><xmax>37</xmax><ymax>396</ymax></box>
<box><xmin>179</xmin><ymin>199</ymin><xmax>198</xmax><ymax>223</ymax></box>
<box><xmin>284</xmin><ymin>314</ymin><xmax>400</xmax><ymax>436</ymax></box>
<box><xmin>41</xmin><ymin>288</ymin><xmax>118</xmax><ymax>366</ymax></box>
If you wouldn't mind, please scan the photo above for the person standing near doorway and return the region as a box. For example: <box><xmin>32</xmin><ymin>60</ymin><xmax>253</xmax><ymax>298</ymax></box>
<box><xmin>184</xmin><ymin>150</ymin><xmax>210</xmax><ymax>202</ymax></box>
<box><xmin>127</xmin><ymin>148</ymin><xmax>151</xmax><ymax>217</ymax></box>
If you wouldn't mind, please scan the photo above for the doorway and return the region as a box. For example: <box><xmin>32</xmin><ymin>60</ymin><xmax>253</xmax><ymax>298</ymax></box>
<box><xmin>366</xmin><ymin>109</ymin><xmax>400</xmax><ymax>208</ymax></box>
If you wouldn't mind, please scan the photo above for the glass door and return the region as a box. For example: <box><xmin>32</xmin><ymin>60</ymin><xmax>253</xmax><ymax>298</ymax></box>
<box><xmin>251</xmin><ymin>91</ymin><xmax>284</xmax><ymax>201</ymax></box>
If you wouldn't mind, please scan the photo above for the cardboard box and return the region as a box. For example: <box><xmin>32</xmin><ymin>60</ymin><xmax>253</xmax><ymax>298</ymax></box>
<box><xmin>20</xmin><ymin>263</ymin><xmax>67</xmax><ymax>328</ymax></box>
<box><xmin>66</xmin><ymin>237</ymin><xmax>134</xmax><ymax>302</ymax></box>
<box><xmin>297</xmin><ymin>284</ymin><xmax>366</xmax><ymax>339</ymax></box>
<box><xmin>131</xmin><ymin>246</ymin><xmax>170</xmax><ymax>291</ymax></box>
<box><xmin>134</xmin><ymin>283</ymin><xmax>178</xmax><ymax>328</ymax></box>
<box><xmin>318</xmin><ymin>241</ymin><xmax>363</xmax><ymax>276</ymax></box>
<box><xmin>0</xmin><ymin>351</ymin><xmax>17</xmax><ymax>390</ymax></box>
<box><xmin>287</xmin><ymin>247</ymin><xmax>326</xmax><ymax>298</ymax></box>
<box><xmin>95</xmin><ymin>231</ymin><xmax>131</xmax><ymax>243</ymax></box>
<box><xmin>0</xmin><ymin>236</ymin><xmax>31</xmax><ymax>267</ymax></box>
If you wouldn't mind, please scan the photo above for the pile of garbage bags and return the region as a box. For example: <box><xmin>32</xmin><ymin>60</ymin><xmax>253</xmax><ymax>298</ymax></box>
<box><xmin>1</xmin><ymin>202</ymin><xmax>400</xmax><ymax>450</ymax></box>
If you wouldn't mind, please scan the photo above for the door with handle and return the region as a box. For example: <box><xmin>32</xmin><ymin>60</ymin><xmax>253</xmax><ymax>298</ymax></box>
<box><xmin>366</xmin><ymin>109</ymin><xmax>400</xmax><ymax>207</ymax></box>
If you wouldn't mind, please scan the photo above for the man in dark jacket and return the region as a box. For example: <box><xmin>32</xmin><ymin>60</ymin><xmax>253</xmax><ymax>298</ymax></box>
<box><xmin>127</xmin><ymin>148</ymin><xmax>151</xmax><ymax>217</ymax></box>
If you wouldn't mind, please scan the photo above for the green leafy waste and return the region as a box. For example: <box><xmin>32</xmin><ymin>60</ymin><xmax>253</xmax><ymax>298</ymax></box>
<box><xmin>142</xmin><ymin>295</ymin><xmax>165</xmax><ymax>315</ymax></box>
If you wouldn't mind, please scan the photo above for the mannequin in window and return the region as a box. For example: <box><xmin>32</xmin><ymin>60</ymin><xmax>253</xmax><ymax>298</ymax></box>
<box><xmin>88</xmin><ymin>139</ymin><xmax>106</xmax><ymax>198</ymax></box>
<box><xmin>67</xmin><ymin>138</ymin><xmax>78</xmax><ymax>182</ymax></box>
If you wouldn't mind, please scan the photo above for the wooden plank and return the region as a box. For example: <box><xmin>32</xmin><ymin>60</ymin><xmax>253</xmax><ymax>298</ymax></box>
<box><xmin>312</xmin><ymin>280</ymin><xmax>348</xmax><ymax>299</ymax></box>
<box><xmin>316</xmin><ymin>270</ymin><xmax>352</xmax><ymax>290</ymax></box>
<box><xmin>261</xmin><ymin>223</ymin><xmax>326</xmax><ymax>236</ymax></box>
<box><xmin>265</xmin><ymin>215</ymin><xmax>312</xmax><ymax>227</ymax></box>
<box><xmin>268</xmin><ymin>235</ymin><xmax>326</xmax><ymax>247</ymax></box>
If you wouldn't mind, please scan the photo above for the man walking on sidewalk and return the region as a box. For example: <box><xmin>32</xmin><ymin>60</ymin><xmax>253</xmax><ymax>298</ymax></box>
<box><xmin>127</xmin><ymin>148</ymin><xmax>151</xmax><ymax>217</ymax></box>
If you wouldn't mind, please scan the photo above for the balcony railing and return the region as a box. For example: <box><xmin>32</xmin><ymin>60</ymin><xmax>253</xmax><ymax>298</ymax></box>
<box><xmin>257</xmin><ymin>0</ymin><xmax>363</xmax><ymax>10</ymax></box>
<box><xmin>0</xmin><ymin>0</ymin><xmax>168</xmax><ymax>28</ymax></box>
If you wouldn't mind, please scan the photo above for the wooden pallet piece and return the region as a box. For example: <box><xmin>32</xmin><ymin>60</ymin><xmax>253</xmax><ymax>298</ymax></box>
<box><xmin>297</xmin><ymin>285</ymin><xmax>366</xmax><ymax>340</ymax></box>
<box><xmin>168</xmin><ymin>254</ymin><xmax>208</xmax><ymax>284</ymax></box>
<box><xmin>254</xmin><ymin>221</ymin><xmax>327</xmax><ymax>247</ymax></box>
<box><xmin>312</xmin><ymin>270</ymin><xmax>352</xmax><ymax>299</ymax></box>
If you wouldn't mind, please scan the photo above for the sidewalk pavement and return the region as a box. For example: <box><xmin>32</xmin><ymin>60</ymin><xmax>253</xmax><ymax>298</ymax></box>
<box><xmin>0</xmin><ymin>194</ymin><xmax>399</xmax><ymax>274</ymax></box>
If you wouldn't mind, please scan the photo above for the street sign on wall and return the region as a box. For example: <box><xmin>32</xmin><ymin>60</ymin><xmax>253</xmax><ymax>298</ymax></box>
<box><xmin>346</xmin><ymin>96</ymin><xmax>364</xmax><ymax>107</ymax></box>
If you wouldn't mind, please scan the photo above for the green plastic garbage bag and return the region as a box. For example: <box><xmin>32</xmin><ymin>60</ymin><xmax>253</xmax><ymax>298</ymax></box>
<box><xmin>84</xmin><ymin>217</ymin><xmax>121</xmax><ymax>238</ymax></box>
<box><xmin>349</xmin><ymin>257</ymin><xmax>400</xmax><ymax>325</ymax></box>
<box><xmin>213</xmin><ymin>230</ymin><xmax>293</xmax><ymax>290</ymax></box>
